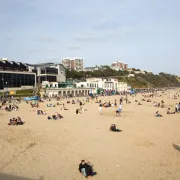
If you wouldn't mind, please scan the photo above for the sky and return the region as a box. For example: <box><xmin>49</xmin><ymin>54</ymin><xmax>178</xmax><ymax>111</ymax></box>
<box><xmin>0</xmin><ymin>0</ymin><xmax>180</xmax><ymax>74</ymax></box>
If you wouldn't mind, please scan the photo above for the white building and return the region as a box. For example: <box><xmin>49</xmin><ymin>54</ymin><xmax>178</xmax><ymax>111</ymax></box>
<box><xmin>75</xmin><ymin>78</ymin><xmax>128</xmax><ymax>94</ymax></box>
<box><xmin>75</xmin><ymin>77</ymin><xmax>129</xmax><ymax>94</ymax></box>
<box><xmin>134</xmin><ymin>71</ymin><xmax>146</xmax><ymax>74</ymax></box>
<box><xmin>76</xmin><ymin>79</ymin><xmax>100</xmax><ymax>94</ymax></box>
<box><xmin>117</xmin><ymin>82</ymin><xmax>128</xmax><ymax>92</ymax></box>
<box><xmin>128</xmin><ymin>74</ymin><xmax>135</xmax><ymax>77</ymax></box>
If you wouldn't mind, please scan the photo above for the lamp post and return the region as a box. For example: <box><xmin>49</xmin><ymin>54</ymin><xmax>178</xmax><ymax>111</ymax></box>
<box><xmin>2</xmin><ymin>78</ymin><xmax>4</xmax><ymax>100</ymax></box>
<box><xmin>5</xmin><ymin>82</ymin><xmax>8</xmax><ymax>100</ymax></box>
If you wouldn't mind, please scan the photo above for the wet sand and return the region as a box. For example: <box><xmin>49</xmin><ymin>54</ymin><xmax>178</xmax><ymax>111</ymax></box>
<box><xmin>0</xmin><ymin>89</ymin><xmax>180</xmax><ymax>180</ymax></box>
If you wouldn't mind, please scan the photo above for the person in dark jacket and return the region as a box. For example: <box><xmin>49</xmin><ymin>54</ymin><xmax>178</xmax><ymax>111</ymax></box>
<box><xmin>79</xmin><ymin>160</ymin><xmax>87</xmax><ymax>177</ymax></box>
<box><xmin>85</xmin><ymin>162</ymin><xmax>93</xmax><ymax>178</ymax></box>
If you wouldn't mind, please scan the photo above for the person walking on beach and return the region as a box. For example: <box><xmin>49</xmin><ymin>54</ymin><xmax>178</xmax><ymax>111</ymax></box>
<box><xmin>99</xmin><ymin>103</ymin><xmax>103</xmax><ymax>115</ymax></box>
<box><xmin>118</xmin><ymin>104</ymin><xmax>122</xmax><ymax>113</ymax></box>
<box><xmin>175</xmin><ymin>103</ymin><xmax>178</xmax><ymax>112</ymax></box>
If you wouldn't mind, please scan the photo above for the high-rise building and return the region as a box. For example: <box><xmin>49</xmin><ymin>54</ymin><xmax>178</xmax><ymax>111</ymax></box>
<box><xmin>62</xmin><ymin>58</ymin><xmax>84</xmax><ymax>71</ymax></box>
<box><xmin>111</xmin><ymin>61</ymin><xmax>128</xmax><ymax>71</ymax></box>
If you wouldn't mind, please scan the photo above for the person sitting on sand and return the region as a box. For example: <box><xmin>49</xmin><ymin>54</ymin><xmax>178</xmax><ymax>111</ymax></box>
<box><xmin>103</xmin><ymin>102</ymin><xmax>108</xmax><ymax>108</ymax></box>
<box><xmin>79</xmin><ymin>160</ymin><xmax>87</xmax><ymax>177</ymax></box>
<box><xmin>110</xmin><ymin>124</ymin><xmax>116</xmax><ymax>131</ymax></box>
<box><xmin>161</xmin><ymin>104</ymin><xmax>165</xmax><ymax>108</ymax></box>
<box><xmin>12</xmin><ymin>118</ymin><xmax>17</xmax><ymax>125</ymax></box>
<box><xmin>8</xmin><ymin>118</ymin><xmax>18</xmax><ymax>125</ymax></box>
<box><xmin>153</xmin><ymin>102</ymin><xmax>157</xmax><ymax>107</ymax></box>
<box><xmin>110</xmin><ymin>124</ymin><xmax>121</xmax><ymax>132</ymax></box>
<box><xmin>85</xmin><ymin>161</ymin><xmax>95</xmax><ymax>178</ymax></box>
<box><xmin>57</xmin><ymin>113</ymin><xmax>63</xmax><ymax>119</ymax></box>
<box><xmin>47</xmin><ymin>116</ymin><xmax>52</xmax><ymax>120</ymax></box>
<box><xmin>72</xmin><ymin>100</ymin><xmax>75</xmax><ymax>104</ymax></box>
<box><xmin>76</xmin><ymin>109</ymin><xmax>81</xmax><ymax>114</ymax></box>
<box><xmin>9</xmin><ymin>119</ymin><xmax>13</xmax><ymax>125</ymax></box>
<box><xmin>52</xmin><ymin>115</ymin><xmax>57</xmax><ymax>120</ymax></box>
<box><xmin>138</xmin><ymin>102</ymin><xmax>142</xmax><ymax>105</ymax></box>
<box><xmin>167</xmin><ymin>108</ymin><xmax>175</xmax><ymax>114</ymax></box>
<box><xmin>17</xmin><ymin>117</ymin><xmax>24</xmax><ymax>125</ymax></box>
<box><xmin>155</xmin><ymin>111</ymin><xmax>163</xmax><ymax>117</ymax></box>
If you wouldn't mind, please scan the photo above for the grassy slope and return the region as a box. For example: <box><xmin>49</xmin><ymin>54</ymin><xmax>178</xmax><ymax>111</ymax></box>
<box><xmin>118</xmin><ymin>74</ymin><xmax>180</xmax><ymax>88</ymax></box>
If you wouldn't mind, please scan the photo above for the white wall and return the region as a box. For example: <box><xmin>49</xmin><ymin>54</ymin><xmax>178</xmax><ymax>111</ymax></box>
<box><xmin>117</xmin><ymin>82</ymin><xmax>128</xmax><ymax>92</ymax></box>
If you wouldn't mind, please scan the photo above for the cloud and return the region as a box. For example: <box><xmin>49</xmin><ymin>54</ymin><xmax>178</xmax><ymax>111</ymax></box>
<box><xmin>74</xmin><ymin>25</ymin><xmax>152</xmax><ymax>43</ymax></box>
<box><xmin>74</xmin><ymin>27</ymin><xmax>132</xmax><ymax>43</ymax></box>
<box><xmin>28</xmin><ymin>49</ymin><xmax>41</xmax><ymax>53</ymax></box>
<box><xmin>36</xmin><ymin>37</ymin><xmax>55</xmax><ymax>43</ymax></box>
<box><xmin>29</xmin><ymin>49</ymin><xmax>57</xmax><ymax>53</ymax></box>
<box><xmin>68</xmin><ymin>46</ymin><xmax>82</xmax><ymax>50</ymax></box>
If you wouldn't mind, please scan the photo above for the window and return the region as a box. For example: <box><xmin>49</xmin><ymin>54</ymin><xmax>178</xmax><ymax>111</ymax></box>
<box><xmin>0</xmin><ymin>72</ymin><xmax>35</xmax><ymax>90</ymax></box>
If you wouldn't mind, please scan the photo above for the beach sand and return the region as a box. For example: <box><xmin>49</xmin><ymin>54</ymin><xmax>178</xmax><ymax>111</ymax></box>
<box><xmin>0</xmin><ymin>90</ymin><xmax>180</xmax><ymax>180</ymax></box>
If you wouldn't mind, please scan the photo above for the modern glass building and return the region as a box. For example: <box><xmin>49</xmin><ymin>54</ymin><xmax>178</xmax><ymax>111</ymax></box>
<box><xmin>0</xmin><ymin>60</ymin><xmax>36</xmax><ymax>90</ymax></box>
<box><xmin>0</xmin><ymin>59</ymin><xmax>66</xmax><ymax>90</ymax></box>
<box><xmin>0</xmin><ymin>71</ymin><xmax>36</xmax><ymax>90</ymax></box>
<box><xmin>26</xmin><ymin>63</ymin><xmax>66</xmax><ymax>83</ymax></box>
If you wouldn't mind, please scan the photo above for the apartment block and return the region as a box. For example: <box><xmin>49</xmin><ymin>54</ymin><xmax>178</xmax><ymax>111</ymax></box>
<box><xmin>62</xmin><ymin>58</ymin><xmax>84</xmax><ymax>71</ymax></box>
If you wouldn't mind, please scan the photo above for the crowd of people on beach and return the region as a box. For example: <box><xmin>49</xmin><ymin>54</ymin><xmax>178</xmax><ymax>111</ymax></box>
<box><xmin>47</xmin><ymin>113</ymin><xmax>63</xmax><ymax>120</ymax></box>
<box><xmin>0</xmin><ymin>104</ymin><xmax>19</xmax><ymax>111</ymax></box>
<box><xmin>8</xmin><ymin>117</ymin><xmax>24</xmax><ymax>126</ymax></box>
<box><xmin>1</xmin><ymin>88</ymin><xmax>180</xmax><ymax>179</ymax></box>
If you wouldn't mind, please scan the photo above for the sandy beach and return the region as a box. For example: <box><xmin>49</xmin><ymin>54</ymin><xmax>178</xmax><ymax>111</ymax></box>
<box><xmin>0</xmin><ymin>89</ymin><xmax>180</xmax><ymax>180</ymax></box>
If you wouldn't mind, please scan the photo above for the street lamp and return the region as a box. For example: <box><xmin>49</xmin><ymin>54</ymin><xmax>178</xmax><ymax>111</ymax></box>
<box><xmin>5</xmin><ymin>82</ymin><xmax>8</xmax><ymax>100</ymax></box>
<box><xmin>1</xmin><ymin>78</ymin><xmax>4</xmax><ymax>99</ymax></box>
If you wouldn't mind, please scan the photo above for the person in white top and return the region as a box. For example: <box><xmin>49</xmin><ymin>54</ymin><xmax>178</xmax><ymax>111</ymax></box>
<box><xmin>175</xmin><ymin>103</ymin><xmax>178</xmax><ymax>112</ymax></box>
<box><xmin>99</xmin><ymin>103</ymin><xmax>103</xmax><ymax>115</ymax></box>
<box><xmin>118</xmin><ymin>104</ymin><xmax>122</xmax><ymax>113</ymax></box>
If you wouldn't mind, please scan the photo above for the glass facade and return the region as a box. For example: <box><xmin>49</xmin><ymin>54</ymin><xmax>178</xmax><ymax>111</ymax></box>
<box><xmin>0</xmin><ymin>72</ymin><xmax>35</xmax><ymax>90</ymax></box>
<box><xmin>40</xmin><ymin>76</ymin><xmax>57</xmax><ymax>82</ymax></box>
<box><xmin>0</xmin><ymin>61</ymin><xmax>27</xmax><ymax>71</ymax></box>
<box><xmin>41</xmin><ymin>67</ymin><xmax>58</xmax><ymax>75</ymax></box>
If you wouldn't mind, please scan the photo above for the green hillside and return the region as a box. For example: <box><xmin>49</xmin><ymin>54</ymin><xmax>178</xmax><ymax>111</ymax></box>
<box><xmin>118</xmin><ymin>73</ymin><xmax>180</xmax><ymax>88</ymax></box>
<box><xmin>66</xmin><ymin>68</ymin><xmax>180</xmax><ymax>88</ymax></box>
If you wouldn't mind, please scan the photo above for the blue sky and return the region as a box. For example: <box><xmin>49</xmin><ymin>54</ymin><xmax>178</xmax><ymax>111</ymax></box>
<box><xmin>0</xmin><ymin>0</ymin><xmax>180</xmax><ymax>74</ymax></box>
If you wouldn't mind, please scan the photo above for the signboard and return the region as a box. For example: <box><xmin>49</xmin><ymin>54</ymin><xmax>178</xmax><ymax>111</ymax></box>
<box><xmin>10</xmin><ymin>91</ymin><xmax>16</xmax><ymax>95</ymax></box>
